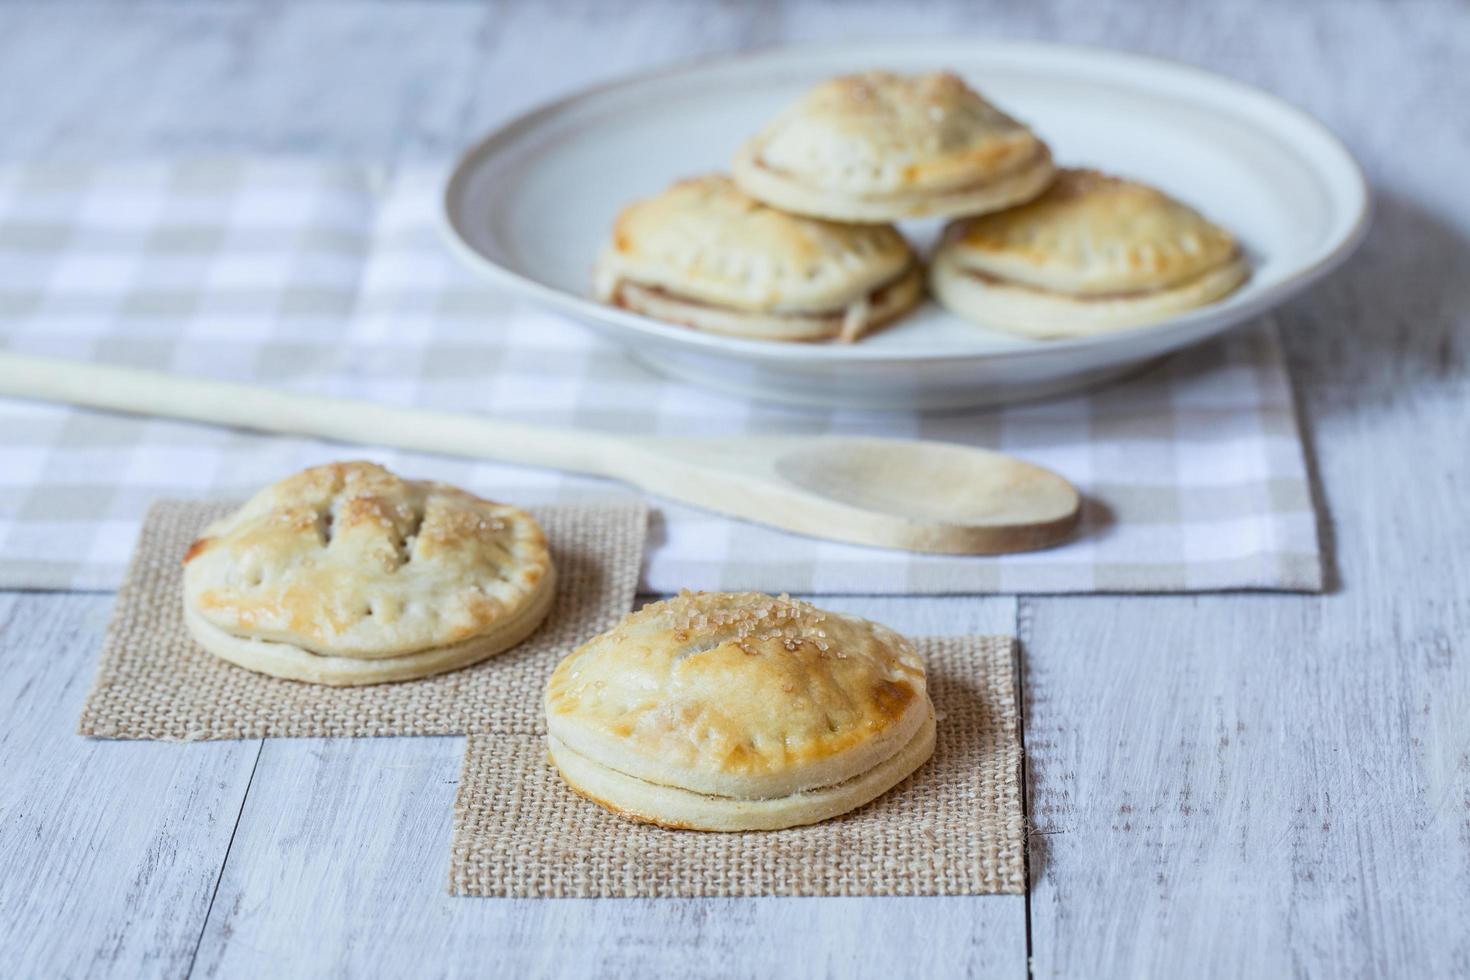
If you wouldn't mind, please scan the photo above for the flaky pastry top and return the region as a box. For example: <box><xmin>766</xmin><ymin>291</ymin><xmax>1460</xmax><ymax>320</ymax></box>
<box><xmin>741</xmin><ymin>71</ymin><xmax>1047</xmax><ymax>196</ymax></box>
<box><xmin>940</xmin><ymin>168</ymin><xmax>1241</xmax><ymax>295</ymax></box>
<box><xmin>545</xmin><ymin>591</ymin><xmax>930</xmax><ymax>799</ymax></box>
<box><xmin>594</xmin><ymin>175</ymin><xmax>913</xmax><ymax>313</ymax></box>
<box><xmin>182</xmin><ymin>461</ymin><xmax>551</xmax><ymax>658</ymax></box>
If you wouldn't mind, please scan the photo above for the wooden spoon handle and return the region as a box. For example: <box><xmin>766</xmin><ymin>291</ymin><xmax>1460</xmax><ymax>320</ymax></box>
<box><xmin>0</xmin><ymin>351</ymin><xmax>622</xmax><ymax>476</ymax></box>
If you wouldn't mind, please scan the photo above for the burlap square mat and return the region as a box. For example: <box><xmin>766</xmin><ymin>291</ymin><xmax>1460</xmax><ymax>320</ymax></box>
<box><xmin>448</xmin><ymin>635</ymin><xmax>1025</xmax><ymax>898</ymax></box>
<box><xmin>78</xmin><ymin>498</ymin><xmax>646</xmax><ymax>740</ymax></box>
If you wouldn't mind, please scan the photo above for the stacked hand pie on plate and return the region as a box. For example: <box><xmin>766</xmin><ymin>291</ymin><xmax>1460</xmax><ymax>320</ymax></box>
<box><xmin>595</xmin><ymin>69</ymin><xmax>1247</xmax><ymax>342</ymax></box>
<box><xmin>594</xmin><ymin>175</ymin><xmax>923</xmax><ymax>343</ymax></box>
<box><xmin>930</xmin><ymin>169</ymin><xmax>1249</xmax><ymax>338</ymax></box>
<box><xmin>731</xmin><ymin>70</ymin><xmax>1055</xmax><ymax>222</ymax></box>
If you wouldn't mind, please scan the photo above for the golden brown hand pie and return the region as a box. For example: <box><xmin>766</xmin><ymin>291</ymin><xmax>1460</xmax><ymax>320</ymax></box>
<box><xmin>733</xmin><ymin>70</ymin><xmax>1055</xmax><ymax>222</ymax></box>
<box><xmin>929</xmin><ymin>168</ymin><xmax>1250</xmax><ymax>338</ymax></box>
<box><xmin>593</xmin><ymin>174</ymin><xmax>922</xmax><ymax>342</ymax></box>
<box><xmin>544</xmin><ymin>591</ymin><xmax>935</xmax><ymax>831</ymax></box>
<box><xmin>182</xmin><ymin>461</ymin><xmax>554</xmax><ymax>686</ymax></box>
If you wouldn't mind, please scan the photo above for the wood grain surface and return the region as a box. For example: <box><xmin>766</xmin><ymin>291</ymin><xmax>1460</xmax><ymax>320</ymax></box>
<box><xmin>1</xmin><ymin>1</ymin><xmax>1467</xmax><ymax>977</ymax></box>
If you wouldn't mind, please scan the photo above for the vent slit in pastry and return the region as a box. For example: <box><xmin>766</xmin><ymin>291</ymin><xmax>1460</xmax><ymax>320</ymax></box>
<box><xmin>396</xmin><ymin>505</ymin><xmax>427</xmax><ymax>568</ymax></box>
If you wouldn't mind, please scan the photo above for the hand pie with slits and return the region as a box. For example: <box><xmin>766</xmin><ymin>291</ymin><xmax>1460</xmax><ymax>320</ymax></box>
<box><xmin>732</xmin><ymin>70</ymin><xmax>1055</xmax><ymax>222</ymax></box>
<box><xmin>181</xmin><ymin>461</ymin><xmax>554</xmax><ymax>686</ymax></box>
<box><xmin>929</xmin><ymin>168</ymin><xmax>1250</xmax><ymax>338</ymax></box>
<box><xmin>593</xmin><ymin>175</ymin><xmax>922</xmax><ymax>343</ymax></box>
<box><xmin>544</xmin><ymin>591</ymin><xmax>936</xmax><ymax>831</ymax></box>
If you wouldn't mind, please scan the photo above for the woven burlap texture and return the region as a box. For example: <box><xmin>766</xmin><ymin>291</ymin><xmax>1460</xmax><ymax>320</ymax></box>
<box><xmin>448</xmin><ymin>635</ymin><xmax>1025</xmax><ymax>898</ymax></box>
<box><xmin>78</xmin><ymin>498</ymin><xmax>647</xmax><ymax>740</ymax></box>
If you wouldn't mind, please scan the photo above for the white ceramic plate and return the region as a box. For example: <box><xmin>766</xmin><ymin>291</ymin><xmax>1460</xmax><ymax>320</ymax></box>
<box><xmin>443</xmin><ymin>40</ymin><xmax>1368</xmax><ymax>410</ymax></box>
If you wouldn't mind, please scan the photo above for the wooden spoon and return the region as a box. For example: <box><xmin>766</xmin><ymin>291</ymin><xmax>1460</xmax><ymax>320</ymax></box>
<box><xmin>0</xmin><ymin>351</ymin><xmax>1080</xmax><ymax>554</ymax></box>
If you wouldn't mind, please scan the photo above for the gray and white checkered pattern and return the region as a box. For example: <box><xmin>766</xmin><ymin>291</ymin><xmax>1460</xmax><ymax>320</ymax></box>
<box><xmin>0</xmin><ymin>162</ymin><xmax>1322</xmax><ymax>594</ymax></box>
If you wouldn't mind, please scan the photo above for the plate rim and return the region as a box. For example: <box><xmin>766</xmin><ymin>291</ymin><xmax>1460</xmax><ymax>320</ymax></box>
<box><xmin>441</xmin><ymin>37</ymin><xmax>1371</xmax><ymax>367</ymax></box>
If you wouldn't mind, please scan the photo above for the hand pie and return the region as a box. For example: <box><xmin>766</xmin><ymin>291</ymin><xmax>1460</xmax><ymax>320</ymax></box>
<box><xmin>593</xmin><ymin>174</ymin><xmax>922</xmax><ymax>342</ymax></box>
<box><xmin>929</xmin><ymin>169</ymin><xmax>1250</xmax><ymax>338</ymax></box>
<box><xmin>182</xmin><ymin>461</ymin><xmax>554</xmax><ymax>686</ymax></box>
<box><xmin>544</xmin><ymin>591</ymin><xmax>935</xmax><ymax>831</ymax></box>
<box><xmin>732</xmin><ymin>70</ymin><xmax>1055</xmax><ymax>222</ymax></box>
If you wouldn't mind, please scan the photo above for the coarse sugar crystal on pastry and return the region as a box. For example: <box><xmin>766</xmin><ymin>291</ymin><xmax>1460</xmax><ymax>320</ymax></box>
<box><xmin>593</xmin><ymin>174</ymin><xmax>923</xmax><ymax>342</ymax></box>
<box><xmin>181</xmin><ymin>461</ymin><xmax>554</xmax><ymax>686</ymax></box>
<box><xmin>544</xmin><ymin>590</ymin><xmax>936</xmax><ymax>831</ymax></box>
<box><xmin>929</xmin><ymin>168</ymin><xmax>1251</xmax><ymax>338</ymax></box>
<box><xmin>732</xmin><ymin>70</ymin><xmax>1056</xmax><ymax>222</ymax></box>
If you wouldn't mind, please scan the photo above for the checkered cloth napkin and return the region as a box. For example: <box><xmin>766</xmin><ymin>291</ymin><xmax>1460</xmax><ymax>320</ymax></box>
<box><xmin>0</xmin><ymin>162</ymin><xmax>1322</xmax><ymax>594</ymax></box>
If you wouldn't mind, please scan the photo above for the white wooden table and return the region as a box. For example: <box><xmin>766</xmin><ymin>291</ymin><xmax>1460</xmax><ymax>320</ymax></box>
<box><xmin>2</xmin><ymin>2</ymin><xmax>1467</xmax><ymax>976</ymax></box>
